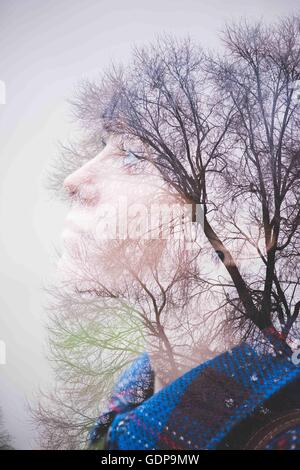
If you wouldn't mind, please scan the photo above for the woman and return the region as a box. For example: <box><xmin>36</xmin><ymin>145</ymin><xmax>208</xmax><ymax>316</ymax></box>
<box><xmin>61</xmin><ymin>137</ymin><xmax>300</xmax><ymax>450</ymax></box>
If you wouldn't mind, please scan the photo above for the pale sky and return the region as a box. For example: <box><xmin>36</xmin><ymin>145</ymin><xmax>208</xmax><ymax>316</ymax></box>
<box><xmin>0</xmin><ymin>0</ymin><xmax>299</xmax><ymax>449</ymax></box>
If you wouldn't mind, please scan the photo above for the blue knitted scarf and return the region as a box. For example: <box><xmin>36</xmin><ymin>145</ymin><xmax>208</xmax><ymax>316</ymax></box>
<box><xmin>89</xmin><ymin>343</ymin><xmax>300</xmax><ymax>450</ymax></box>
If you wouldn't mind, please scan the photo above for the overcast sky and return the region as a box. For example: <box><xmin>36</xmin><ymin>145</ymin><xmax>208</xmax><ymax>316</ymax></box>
<box><xmin>0</xmin><ymin>0</ymin><xmax>299</xmax><ymax>449</ymax></box>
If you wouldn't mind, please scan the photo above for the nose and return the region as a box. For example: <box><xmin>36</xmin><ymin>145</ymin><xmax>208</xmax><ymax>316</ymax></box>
<box><xmin>63</xmin><ymin>159</ymin><xmax>97</xmax><ymax>202</ymax></box>
<box><xmin>63</xmin><ymin>173</ymin><xmax>79</xmax><ymax>198</ymax></box>
<box><xmin>63</xmin><ymin>177</ymin><xmax>77</xmax><ymax>198</ymax></box>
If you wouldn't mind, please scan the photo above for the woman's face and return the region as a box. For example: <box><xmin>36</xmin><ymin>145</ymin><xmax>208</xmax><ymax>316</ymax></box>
<box><xmin>58</xmin><ymin>137</ymin><xmax>182</xmax><ymax>289</ymax></box>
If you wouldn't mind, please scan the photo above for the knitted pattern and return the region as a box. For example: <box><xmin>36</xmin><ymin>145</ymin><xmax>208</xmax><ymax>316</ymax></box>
<box><xmin>265</xmin><ymin>426</ymin><xmax>300</xmax><ymax>450</ymax></box>
<box><xmin>88</xmin><ymin>353</ymin><xmax>154</xmax><ymax>445</ymax></box>
<box><xmin>89</xmin><ymin>343</ymin><xmax>300</xmax><ymax>450</ymax></box>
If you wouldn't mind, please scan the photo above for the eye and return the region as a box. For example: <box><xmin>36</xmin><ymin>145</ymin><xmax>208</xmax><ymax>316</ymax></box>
<box><xmin>123</xmin><ymin>150</ymin><xmax>140</xmax><ymax>167</ymax></box>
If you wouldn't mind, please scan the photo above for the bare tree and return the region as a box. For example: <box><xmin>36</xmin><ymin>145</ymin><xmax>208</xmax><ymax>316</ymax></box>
<box><xmin>36</xmin><ymin>17</ymin><xmax>300</xmax><ymax>449</ymax></box>
<box><xmin>0</xmin><ymin>408</ymin><xmax>13</xmax><ymax>450</ymax></box>
<box><xmin>58</xmin><ymin>229</ymin><xmax>227</xmax><ymax>379</ymax></box>
<box><xmin>70</xmin><ymin>25</ymin><xmax>300</xmax><ymax>353</ymax></box>
<box><xmin>209</xmin><ymin>17</ymin><xmax>300</xmax><ymax>348</ymax></box>
<box><xmin>32</xmin><ymin>236</ymin><xmax>227</xmax><ymax>448</ymax></box>
<box><xmin>31</xmin><ymin>278</ymin><xmax>146</xmax><ymax>449</ymax></box>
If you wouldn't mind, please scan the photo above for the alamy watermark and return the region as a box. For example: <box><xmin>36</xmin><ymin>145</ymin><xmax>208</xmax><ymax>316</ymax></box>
<box><xmin>88</xmin><ymin>199</ymin><xmax>205</xmax><ymax>242</ymax></box>
<box><xmin>0</xmin><ymin>80</ymin><xmax>6</xmax><ymax>105</ymax></box>
<box><xmin>290</xmin><ymin>79</ymin><xmax>300</xmax><ymax>105</ymax></box>
<box><xmin>292</xmin><ymin>348</ymin><xmax>300</xmax><ymax>366</ymax></box>
<box><xmin>0</xmin><ymin>340</ymin><xmax>6</xmax><ymax>365</ymax></box>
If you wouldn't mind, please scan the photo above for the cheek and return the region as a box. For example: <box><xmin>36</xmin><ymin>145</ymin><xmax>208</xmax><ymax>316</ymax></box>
<box><xmin>99</xmin><ymin>174</ymin><xmax>165</xmax><ymax>218</ymax></box>
<box><xmin>92</xmin><ymin>174</ymin><xmax>178</xmax><ymax>243</ymax></box>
